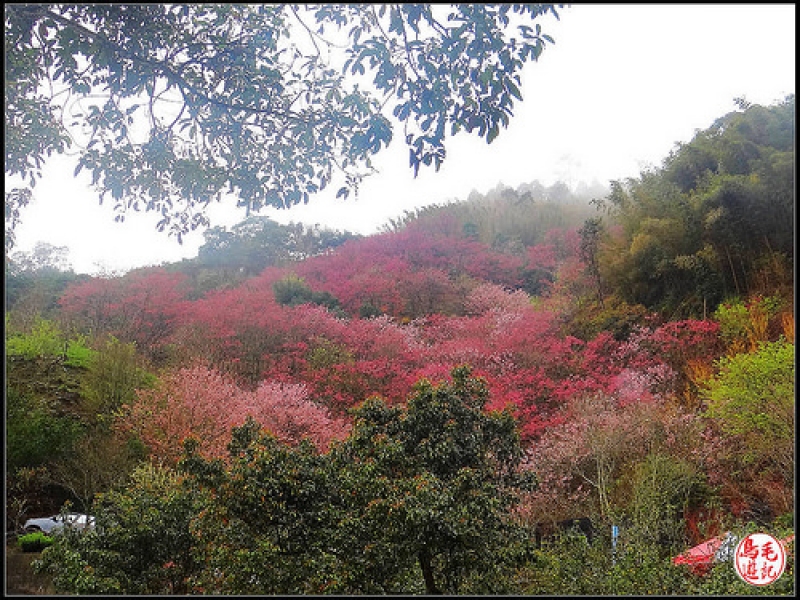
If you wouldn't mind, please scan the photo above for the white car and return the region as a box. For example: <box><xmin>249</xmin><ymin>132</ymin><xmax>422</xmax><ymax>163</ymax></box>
<box><xmin>23</xmin><ymin>513</ymin><xmax>95</xmax><ymax>534</ymax></box>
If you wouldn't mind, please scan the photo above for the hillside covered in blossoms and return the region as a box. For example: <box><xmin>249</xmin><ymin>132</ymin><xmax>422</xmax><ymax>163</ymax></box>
<box><xmin>6</xmin><ymin>96</ymin><xmax>794</xmax><ymax>594</ymax></box>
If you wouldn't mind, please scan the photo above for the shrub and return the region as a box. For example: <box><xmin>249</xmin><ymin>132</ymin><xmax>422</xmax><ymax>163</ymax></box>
<box><xmin>5</xmin><ymin>317</ymin><xmax>99</xmax><ymax>367</ymax></box>
<box><xmin>18</xmin><ymin>531</ymin><xmax>55</xmax><ymax>552</ymax></box>
<box><xmin>714</xmin><ymin>295</ymin><xmax>784</xmax><ymax>354</ymax></box>
<box><xmin>521</xmin><ymin>523</ymin><xmax>796</xmax><ymax>595</ymax></box>
<box><xmin>627</xmin><ymin>453</ymin><xmax>708</xmax><ymax>550</ymax></box>
<box><xmin>705</xmin><ymin>339</ymin><xmax>794</xmax><ymax>444</ymax></box>
<box><xmin>5</xmin><ymin>317</ymin><xmax>65</xmax><ymax>358</ymax></box>
<box><xmin>273</xmin><ymin>274</ymin><xmax>340</xmax><ymax>311</ymax></box>
<box><xmin>700</xmin><ymin>338</ymin><xmax>795</xmax><ymax>519</ymax></box>
<box><xmin>34</xmin><ymin>463</ymin><xmax>204</xmax><ymax>595</ymax></box>
<box><xmin>80</xmin><ymin>336</ymin><xmax>155</xmax><ymax>428</ymax></box>
<box><xmin>64</xmin><ymin>336</ymin><xmax>98</xmax><ymax>368</ymax></box>
<box><xmin>682</xmin><ymin>521</ymin><xmax>796</xmax><ymax>595</ymax></box>
<box><xmin>6</xmin><ymin>387</ymin><xmax>83</xmax><ymax>471</ymax></box>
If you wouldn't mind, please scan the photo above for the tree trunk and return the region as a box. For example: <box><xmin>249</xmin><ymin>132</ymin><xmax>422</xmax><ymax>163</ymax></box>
<box><xmin>418</xmin><ymin>548</ymin><xmax>441</xmax><ymax>594</ymax></box>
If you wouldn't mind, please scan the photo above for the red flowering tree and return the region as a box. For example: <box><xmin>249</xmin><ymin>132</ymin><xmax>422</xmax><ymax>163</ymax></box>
<box><xmin>120</xmin><ymin>365</ymin><xmax>243</xmax><ymax>464</ymax></box>
<box><xmin>118</xmin><ymin>365</ymin><xmax>350</xmax><ymax>463</ymax></box>
<box><xmin>522</xmin><ymin>393</ymin><xmax>706</xmax><ymax>528</ymax></box>
<box><xmin>464</xmin><ymin>282</ymin><xmax>532</xmax><ymax>315</ymax></box>
<box><xmin>614</xmin><ymin>319</ymin><xmax>722</xmax><ymax>406</ymax></box>
<box><xmin>59</xmin><ymin>268</ymin><xmax>191</xmax><ymax>358</ymax></box>
<box><xmin>293</xmin><ymin>224</ymin><xmax>525</xmax><ymax>318</ymax></box>
<box><xmin>171</xmin><ymin>271</ymin><xmax>301</xmax><ymax>384</ymax></box>
<box><xmin>242</xmin><ymin>381</ymin><xmax>351</xmax><ymax>452</ymax></box>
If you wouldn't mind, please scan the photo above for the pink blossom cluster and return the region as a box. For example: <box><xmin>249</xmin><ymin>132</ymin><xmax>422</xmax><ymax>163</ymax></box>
<box><xmin>119</xmin><ymin>365</ymin><xmax>351</xmax><ymax>464</ymax></box>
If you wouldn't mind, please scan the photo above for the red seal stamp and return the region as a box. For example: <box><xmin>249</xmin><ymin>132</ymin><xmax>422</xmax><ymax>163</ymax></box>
<box><xmin>733</xmin><ymin>532</ymin><xmax>786</xmax><ymax>586</ymax></box>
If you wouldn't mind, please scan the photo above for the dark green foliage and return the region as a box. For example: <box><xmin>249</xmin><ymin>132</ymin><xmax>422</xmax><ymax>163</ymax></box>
<box><xmin>563</xmin><ymin>294</ymin><xmax>651</xmax><ymax>341</ymax></box>
<box><xmin>181</xmin><ymin>425</ymin><xmax>337</xmax><ymax>594</ymax></box>
<box><xmin>192</xmin><ymin>216</ymin><xmax>359</xmax><ymax>278</ymax></box>
<box><xmin>524</xmin><ymin>529</ymin><xmax>687</xmax><ymax>595</ymax></box>
<box><xmin>273</xmin><ymin>274</ymin><xmax>341</xmax><ymax>311</ymax></box>
<box><xmin>6</xmin><ymin>387</ymin><xmax>82</xmax><ymax>473</ymax></box>
<box><xmin>180</xmin><ymin>369</ymin><xmax>536</xmax><ymax>594</ymax></box>
<box><xmin>598</xmin><ymin>96</ymin><xmax>794</xmax><ymax>317</ymax></box>
<box><xmin>323</xmin><ymin>366</ymin><xmax>536</xmax><ymax>594</ymax></box>
<box><xmin>358</xmin><ymin>300</ymin><xmax>384</xmax><ymax>319</ymax></box>
<box><xmin>520</xmin><ymin>267</ymin><xmax>556</xmax><ymax>297</ymax></box>
<box><xmin>578</xmin><ymin>216</ymin><xmax>607</xmax><ymax>306</ymax></box>
<box><xmin>34</xmin><ymin>463</ymin><xmax>205</xmax><ymax>595</ymax></box>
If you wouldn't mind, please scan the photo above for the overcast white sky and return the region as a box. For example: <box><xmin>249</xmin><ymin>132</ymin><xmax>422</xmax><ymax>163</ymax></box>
<box><xmin>8</xmin><ymin>4</ymin><xmax>796</xmax><ymax>275</ymax></box>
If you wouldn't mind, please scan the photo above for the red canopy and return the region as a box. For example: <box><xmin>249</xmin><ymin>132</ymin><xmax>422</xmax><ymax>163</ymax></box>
<box><xmin>672</xmin><ymin>535</ymin><xmax>728</xmax><ymax>575</ymax></box>
<box><xmin>673</xmin><ymin>533</ymin><xmax>793</xmax><ymax>576</ymax></box>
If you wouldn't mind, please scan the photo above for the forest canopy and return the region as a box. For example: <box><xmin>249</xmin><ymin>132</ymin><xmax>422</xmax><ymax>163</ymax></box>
<box><xmin>595</xmin><ymin>95</ymin><xmax>794</xmax><ymax>317</ymax></box>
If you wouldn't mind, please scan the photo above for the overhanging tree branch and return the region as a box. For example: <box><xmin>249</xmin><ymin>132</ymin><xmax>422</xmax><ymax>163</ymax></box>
<box><xmin>6</xmin><ymin>4</ymin><xmax>561</xmax><ymax>243</ymax></box>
